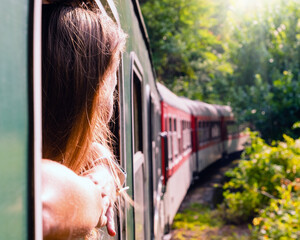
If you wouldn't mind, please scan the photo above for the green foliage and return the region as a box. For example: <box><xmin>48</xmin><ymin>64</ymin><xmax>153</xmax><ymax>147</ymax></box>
<box><xmin>230</xmin><ymin>70</ymin><xmax>300</xmax><ymax>141</ymax></box>
<box><xmin>140</xmin><ymin>0</ymin><xmax>232</xmax><ymax>102</ymax></box>
<box><xmin>222</xmin><ymin>130</ymin><xmax>300</xmax><ymax>223</ymax></box>
<box><xmin>141</xmin><ymin>0</ymin><xmax>300</xmax><ymax>141</ymax></box>
<box><xmin>292</xmin><ymin>122</ymin><xmax>300</xmax><ymax>129</ymax></box>
<box><xmin>251</xmin><ymin>181</ymin><xmax>300</xmax><ymax>240</ymax></box>
<box><xmin>223</xmin><ymin>0</ymin><xmax>300</xmax><ymax>141</ymax></box>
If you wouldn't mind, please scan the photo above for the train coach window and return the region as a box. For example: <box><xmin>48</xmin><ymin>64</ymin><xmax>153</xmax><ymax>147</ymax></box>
<box><xmin>133</xmin><ymin>72</ymin><xmax>143</xmax><ymax>153</ymax></box>
<box><xmin>208</xmin><ymin>122</ymin><xmax>212</xmax><ymax>141</ymax></box>
<box><xmin>188</xmin><ymin>121</ymin><xmax>192</xmax><ymax>148</ymax></box>
<box><xmin>197</xmin><ymin>121</ymin><xmax>202</xmax><ymax>145</ymax></box>
<box><xmin>173</xmin><ymin>118</ymin><xmax>178</xmax><ymax>157</ymax></box>
<box><xmin>203</xmin><ymin>122</ymin><xmax>206</xmax><ymax>142</ymax></box>
<box><xmin>211</xmin><ymin>122</ymin><xmax>221</xmax><ymax>140</ymax></box>
<box><xmin>165</xmin><ymin>117</ymin><xmax>168</xmax><ymax>135</ymax></box>
<box><xmin>168</xmin><ymin>118</ymin><xmax>173</xmax><ymax>160</ymax></box>
<box><xmin>182</xmin><ymin>121</ymin><xmax>185</xmax><ymax>150</ymax></box>
<box><xmin>174</xmin><ymin>119</ymin><xmax>177</xmax><ymax>132</ymax></box>
<box><xmin>227</xmin><ymin>121</ymin><xmax>237</xmax><ymax>136</ymax></box>
<box><xmin>178</xmin><ymin>119</ymin><xmax>182</xmax><ymax>138</ymax></box>
<box><xmin>178</xmin><ymin>120</ymin><xmax>182</xmax><ymax>154</ymax></box>
<box><xmin>207</xmin><ymin>122</ymin><xmax>210</xmax><ymax>142</ymax></box>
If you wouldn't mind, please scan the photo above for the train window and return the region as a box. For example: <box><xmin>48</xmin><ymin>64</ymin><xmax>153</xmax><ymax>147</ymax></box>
<box><xmin>201</xmin><ymin>122</ymin><xmax>204</xmax><ymax>143</ymax></box>
<box><xmin>207</xmin><ymin>122</ymin><xmax>210</xmax><ymax>141</ymax></box>
<box><xmin>165</xmin><ymin>117</ymin><xmax>167</xmax><ymax>131</ymax></box>
<box><xmin>178</xmin><ymin>120</ymin><xmax>182</xmax><ymax>154</ymax></box>
<box><xmin>168</xmin><ymin>117</ymin><xmax>173</xmax><ymax>160</ymax></box>
<box><xmin>185</xmin><ymin>120</ymin><xmax>189</xmax><ymax>149</ymax></box>
<box><xmin>133</xmin><ymin>72</ymin><xmax>143</xmax><ymax>153</ymax></box>
<box><xmin>203</xmin><ymin>122</ymin><xmax>207</xmax><ymax>142</ymax></box>
<box><xmin>197</xmin><ymin>121</ymin><xmax>201</xmax><ymax>146</ymax></box>
<box><xmin>211</xmin><ymin>122</ymin><xmax>220</xmax><ymax>140</ymax></box>
<box><xmin>174</xmin><ymin>119</ymin><xmax>177</xmax><ymax>131</ymax></box>
<box><xmin>187</xmin><ymin>121</ymin><xmax>189</xmax><ymax>148</ymax></box>
<box><xmin>179</xmin><ymin>120</ymin><xmax>182</xmax><ymax>138</ymax></box>
<box><xmin>109</xmin><ymin>69</ymin><xmax>121</xmax><ymax>160</ymax></box>
<box><xmin>189</xmin><ymin>121</ymin><xmax>192</xmax><ymax>147</ymax></box>
<box><xmin>183</xmin><ymin>121</ymin><xmax>186</xmax><ymax>150</ymax></box>
<box><xmin>208</xmin><ymin>122</ymin><xmax>212</xmax><ymax>141</ymax></box>
<box><xmin>173</xmin><ymin>119</ymin><xmax>178</xmax><ymax>156</ymax></box>
<box><xmin>208</xmin><ymin>122</ymin><xmax>211</xmax><ymax>141</ymax></box>
<box><xmin>227</xmin><ymin>121</ymin><xmax>236</xmax><ymax>136</ymax></box>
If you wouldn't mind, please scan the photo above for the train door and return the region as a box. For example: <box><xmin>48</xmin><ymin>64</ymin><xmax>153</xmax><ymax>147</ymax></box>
<box><xmin>148</xmin><ymin>92</ymin><xmax>164</xmax><ymax>240</ymax></box>
<box><xmin>147</xmin><ymin>91</ymin><xmax>154</xmax><ymax>240</ymax></box>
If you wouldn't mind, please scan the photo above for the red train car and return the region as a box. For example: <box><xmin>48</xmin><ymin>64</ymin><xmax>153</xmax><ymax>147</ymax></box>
<box><xmin>157</xmin><ymin>83</ymin><xmax>248</xmax><ymax>232</ymax></box>
<box><xmin>157</xmin><ymin>83</ymin><xmax>194</xmax><ymax>229</ymax></box>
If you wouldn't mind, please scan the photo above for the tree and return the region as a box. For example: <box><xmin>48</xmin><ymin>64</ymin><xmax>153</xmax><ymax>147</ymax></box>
<box><xmin>226</xmin><ymin>0</ymin><xmax>300</xmax><ymax>140</ymax></box>
<box><xmin>141</xmin><ymin>0</ymin><xmax>232</xmax><ymax>101</ymax></box>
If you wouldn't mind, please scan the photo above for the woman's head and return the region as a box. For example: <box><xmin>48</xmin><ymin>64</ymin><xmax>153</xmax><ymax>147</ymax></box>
<box><xmin>42</xmin><ymin>1</ymin><xmax>126</xmax><ymax>172</ymax></box>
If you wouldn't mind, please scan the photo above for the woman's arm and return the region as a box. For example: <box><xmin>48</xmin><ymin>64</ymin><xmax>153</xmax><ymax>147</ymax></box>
<box><xmin>42</xmin><ymin>159</ymin><xmax>113</xmax><ymax>239</ymax></box>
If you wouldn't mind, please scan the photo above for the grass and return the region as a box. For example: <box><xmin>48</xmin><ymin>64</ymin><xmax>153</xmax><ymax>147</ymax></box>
<box><xmin>172</xmin><ymin>203</ymin><xmax>250</xmax><ymax>240</ymax></box>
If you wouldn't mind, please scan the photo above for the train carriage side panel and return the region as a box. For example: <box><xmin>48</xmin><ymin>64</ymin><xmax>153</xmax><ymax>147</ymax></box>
<box><xmin>117</xmin><ymin>1</ymin><xmax>162</xmax><ymax>239</ymax></box>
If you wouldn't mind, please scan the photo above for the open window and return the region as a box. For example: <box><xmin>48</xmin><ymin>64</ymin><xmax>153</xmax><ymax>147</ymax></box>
<box><xmin>133</xmin><ymin>73</ymin><xmax>143</xmax><ymax>154</ymax></box>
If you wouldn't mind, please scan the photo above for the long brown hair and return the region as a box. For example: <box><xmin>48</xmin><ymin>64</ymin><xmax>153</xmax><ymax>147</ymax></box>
<box><xmin>42</xmin><ymin>1</ymin><xmax>126</xmax><ymax>173</ymax></box>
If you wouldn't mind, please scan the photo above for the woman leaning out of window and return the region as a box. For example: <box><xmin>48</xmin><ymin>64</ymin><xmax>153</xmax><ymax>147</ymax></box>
<box><xmin>41</xmin><ymin>0</ymin><xmax>127</xmax><ymax>239</ymax></box>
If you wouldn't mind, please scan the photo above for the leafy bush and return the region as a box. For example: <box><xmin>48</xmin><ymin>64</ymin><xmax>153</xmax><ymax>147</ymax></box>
<box><xmin>221</xmin><ymin>131</ymin><xmax>300</xmax><ymax>223</ymax></box>
<box><xmin>252</xmin><ymin>180</ymin><xmax>300</xmax><ymax>240</ymax></box>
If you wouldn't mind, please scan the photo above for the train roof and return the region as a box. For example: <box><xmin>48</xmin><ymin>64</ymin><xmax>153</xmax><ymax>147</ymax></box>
<box><xmin>156</xmin><ymin>83</ymin><xmax>233</xmax><ymax>118</ymax></box>
<box><xmin>213</xmin><ymin>104</ymin><xmax>233</xmax><ymax>117</ymax></box>
<box><xmin>157</xmin><ymin>82</ymin><xmax>191</xmax><ymax>113</ymax></box>
<box><xmin>180</xmin><ymin>97</ymin><xmax>219</xmax><ymax>117</ymax></box>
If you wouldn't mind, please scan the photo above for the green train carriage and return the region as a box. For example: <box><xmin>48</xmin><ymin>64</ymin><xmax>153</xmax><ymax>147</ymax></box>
<box><xmin>0</xmin><ymin>0</ymin><xmax>163</xmax><ymax>239</ymax></box>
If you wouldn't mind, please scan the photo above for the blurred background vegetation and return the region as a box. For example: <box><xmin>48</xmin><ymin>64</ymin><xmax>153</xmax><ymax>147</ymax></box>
<box><xmin>222</xmin><ymin>129</ymin><xmax>300</xmax><ymax>239</ymax></box>
<box><xmin>140</xmin><ymin>0</ymin><xmax>300</xmax><ymax>141</ymax></box>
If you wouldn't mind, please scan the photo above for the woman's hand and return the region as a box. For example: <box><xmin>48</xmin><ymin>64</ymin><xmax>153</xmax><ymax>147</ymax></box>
<box><xmin>84</xmin><ymin>165</ymin><xmax>117</xmax><ymax>236</ymax></box>
<box><xmin>85</xmin><ymin>142</ymin><xmax>126</xmax><ymax>236</ymax></box>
